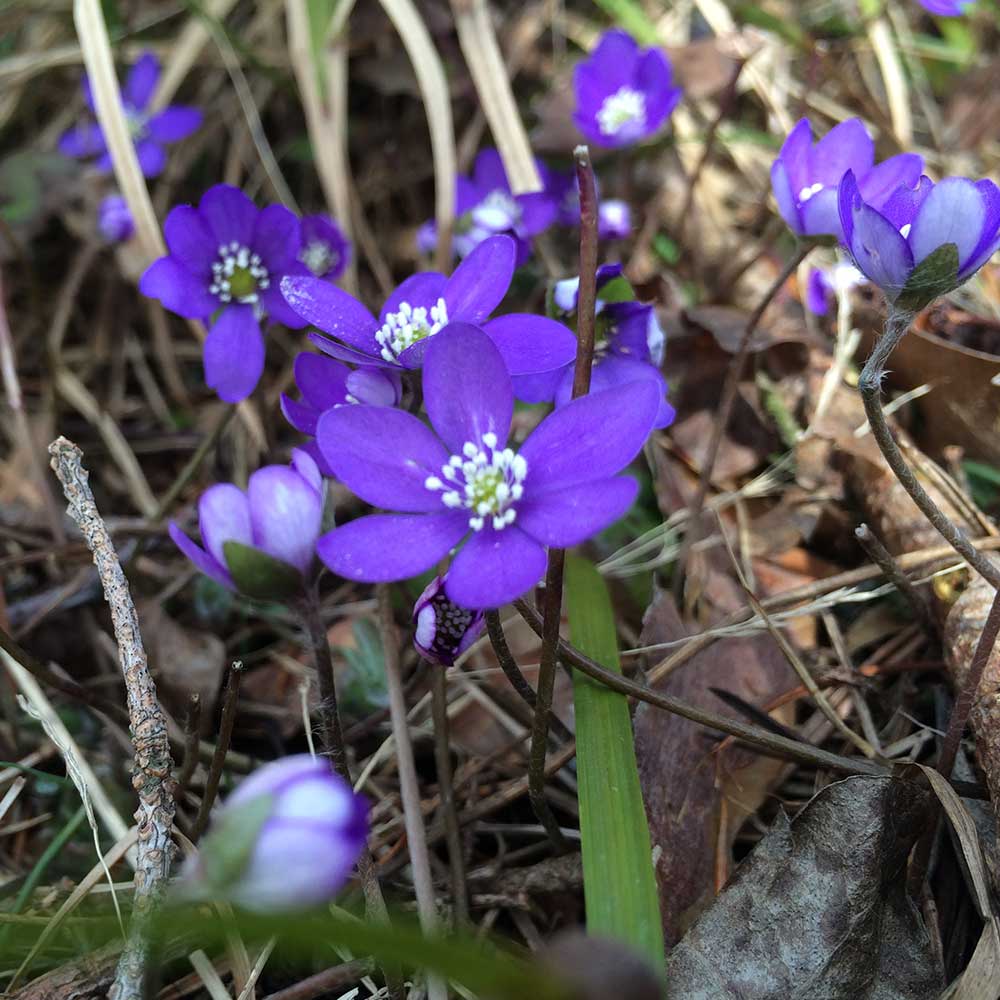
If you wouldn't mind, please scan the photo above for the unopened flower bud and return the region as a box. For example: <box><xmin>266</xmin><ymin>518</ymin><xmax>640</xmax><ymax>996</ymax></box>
<box><xmin>413</xmin><ymin>576</ymin><xmax>486</xmax><ymax>666</ymax></box>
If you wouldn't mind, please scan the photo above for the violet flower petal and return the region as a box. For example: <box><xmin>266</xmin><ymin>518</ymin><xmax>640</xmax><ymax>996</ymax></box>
<box><xmin>443</xmin><ymin>235</ymin><xmax>516</xmax><ymax>323</ymax></box>
<box><xmin>635</xmin><ymin>48</ymin><xmax>680</xmax><ymax>130</ymax></box>
<box><xmin>281</xmin><ymin>276</ymin><xmax>380</xmax><ymax>354</ymax></box>
<box><xmin>280</xmin><ymin>394</ymin><xmax>320</xmax><ymax>436</ymax></box>
<box><xmin>198</xmin><ymin>483</ymin><xmax>253</xmax><ymax>568</ymax></box>
<box><xmin>517</xmin><ymin>476</ymin><xmax>639</xmax><ymax>548</ymax></box>
<box><xmin>203</xmin><ymin>306</ymin><xmax>266</xmax><ymax>402</ymax></box>
<box><xmin>164</xmin><ymin>205</ymin><xmax>216</xmax><ymax>275</ymax></box>
<box><xmin>581</xmin><ymin>29</ymin><xmax>639</xmax><ymax>92</ymax></box>
<box><xmin>962</xmin><ymin>179</ymin><xmax>1000</xmax><ymax>278</ymax></box>
<box><xmin>381</xmin><ymin>272</ymin><xmax>448</xmax><ymax>323</ymax></box>
<box><xmin>295</xmin><ymin>353</ymin><xmax>351</xmax><ymax>410</ymax></box>
<box><xmin>309</xmin><ymin>332</ymin><xmax>395</xmax><ymax>369</ymax></box>
<box><xmin>199</xmin><ymin>184</ymin><xmax>258</xmax><ymax>246</ymax></box>
<box><xmin>135</xmin><ymin>140</ymin><xmax>167</xmax><ymax>178</ymax></box>
<box><xmin>168</xmin><ymin>522</ymin><xmax>235</xmax><ymax>590</ymax></box>
<box><xmin>346</xmin><ymin>368</ymin><xmax>401</xmax><ymax>406</ymax></box>
<box><xmin>317</xmin><ymin>512</ymin><xmax>468</xmax><ymax>582</ymax></box>
<box><xmin>510</xmin><ymin>367</ymin><xmax>568</xmax><ymax>404</ymax></box>
<box><xmin>247</xmin><ymin>466</ymin><xmax>322</xmax><ymax>574</ymax></box>
<box><xmin>139</xmin><ymin>257</ymin><xmax>217</xmax><ymax>319</ymax></box>
<box><xmin>423</xmin><ymin>325</ymin><xmax>513</xmax><ymax>454</ymax></box>
<box><xmin>58</xmin><ymin>122</ymin><xmax>106</xmax><ymax>158</ymax></box>
<box><xmin>146</xmin><ymin>106</ymin><xmax>203</xmax><ymax>143</ymax></box>
<box><xmin>253</xmin><ymin>204</ymin><xmax>301</xmax><ymax>274</ymax></box>
<box><xmin>518</xmin><ymin>380</ymin><xmax>660</xmax><ymax>490</ymax></box>
<box><xmin>261</xmin><ymin>283</ymin><xmax>308</xmax><ymax>329</ymax></box>
<box><xmin>857</xmin><ymin>153</ymin><xmax>925</xmax><ymax>208</ymax></box>
<box><xmin>482</xmin><ymin>314</ymin><xmax>578</xmax><ymax>376</ymax></box>
<box><xmin>444</xmin><ymin>527</ymin><xmax>547</xmax><ymax>609</ymax></box>
<box><xmin>472</xmin><ymin>148</ymin><xmax>511</xmax><ymax>194</ymax></box>
<box><xmin>316</xmin><ymin>407</ymin><xmax>450</xmax><ymax>512</ymax></box>
<box><xmin>808</xmin><ymin>118</ymin><xmax>873</xmax><ymax>187</ymax></box>
<box><xmin>909</xmin><ymin>177</ymin><xmax>986</xmax><ymax>268</ymax></box>
<box><xmin>124</xmin><ymin>52</ymin><xmax>160</xmax><ymax>111</ymax></box>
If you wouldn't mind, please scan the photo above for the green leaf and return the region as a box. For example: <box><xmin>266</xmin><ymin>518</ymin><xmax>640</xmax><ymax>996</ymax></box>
<box><xmin>337</xmin><ymin>619</ymin><xmax>390</xmax><ymax>717</ymax></box>
<box><xmin>596</xmin><ymin>275</ymin><xmax>637</xmax><ymax>304</ymax></box>
<box><xmin>564</xmin><ymin>554</ymin><xmax>665</xmax><ymax>973</ymax></box>
<box><xmin>222</xmin><ymin>541</ymin><xmax>304</xmax><ymax>601</ymax></box>
<box><xmin>896</xmin><ymin>242</ymin><xmax>960</xmax><ymax>312</ymax></box>
<box><xmin>590</xmin><ymin>0</ymin><xmax>660</xmax><ymax>46</ymax></box>
<box><xmin>199</xmin><ymin>794</ymin><xmax>275</xmax><ymax>889</ymax></box>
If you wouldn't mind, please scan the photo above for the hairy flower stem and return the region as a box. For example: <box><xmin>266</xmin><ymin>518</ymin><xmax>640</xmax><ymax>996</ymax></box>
<box><xmin>859</xmin><ymin>310</ymin><xmax>1000</xmax><ymax>777</ymax></box>
<box><xmin>526</xmin><ymin>147</ymin><xmax>600</xmax><ymax>854</ymax></box>
<box><xmin>377</xmin><ymin>584</ymin><xmax>448</xmax><ymax>1000</ymax></box>
<box><xmin>677</xmin><ymin>242</ymin><xmax>814</xmax><ymax>593</ymax></box>
<box><xmin>300</xmin><ymin>589</ymin><xmax>401</xmax><ymax>1000</ymax></box>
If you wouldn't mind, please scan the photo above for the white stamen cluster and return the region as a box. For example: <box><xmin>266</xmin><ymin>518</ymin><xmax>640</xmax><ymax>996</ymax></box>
<box><xmin>209</xmin><ymin>241</ymin><xmax>270</xmax><ymax>304</ymax></box>
<box><xmin>425</xmin><ymin>432</ymin><xmax>527</xmax><ymax>532</ymax></box>
<box><xmin>798</xmin><ymin>182</ymin><xmax>824</xmax><ymax>203</ymax></box>
<box><xmin>596</xmin><ymin>87</ymin><xmax>646</xmax><ymax>136</ymax></box>
<box><xmin>299</xmin><ymin>239</ymin><xmax>337</xmax><ymax>277</ymax></box>
<box><xmin>375</xmin><ymin>298</ymin><xmax>449</xmax><ymax>363</ymax></box>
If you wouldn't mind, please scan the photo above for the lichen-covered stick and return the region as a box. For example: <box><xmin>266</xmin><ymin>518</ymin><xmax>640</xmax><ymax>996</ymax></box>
<box><xmin>48</xmin><ymin>437</ymin><xmax>175</xmax><ymax>1000</ymax></box>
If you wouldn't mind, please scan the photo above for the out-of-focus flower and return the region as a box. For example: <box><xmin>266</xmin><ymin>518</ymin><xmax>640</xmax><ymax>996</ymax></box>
<box><xmin>98</xmin><ymin>194</ymin><xmax>133</xmax><ymax>243</ymax></box>
<box><xmin>298</xmin><ymin>214</ymin><xmax>350</xmax><ymax>280</ymax></box>
<box><xmin>573</xmin><ymin>29</ymin><xmax>681</xmax><ymax>149</ymax></box>
<box><xmin>599</xmin><ymin>200</ymin><xmax>632</xmax><ymax>240</ymax></box>
<box><xmin>168</xmin><ymin>449</ymin><xmax>323</xmax><ymax>599</ymax></box>
<box><xmin>413</xmin><ymin>575</ymin><xmax>486</xmax><ymax>665</ymax></box>
<box><xmin>282</xmin><ymin>234</ymin><xmax>577</xmax><ymax>383</ymax></box>
<box><xmin>58</xmin><ymin>52</ymin><xmax>202</xmax><ymax>179</ymax></box>
<box><xmin>803</xmin><ymin>262</ymin><xmax>866</xmax><ymax>316</ymax></box>
<box><xmin>183</xmin><ymin>755</ymin><xmax>367</xmax><ymax>912</ymax></box>
<box><xmin>771</xmin><ymin>118</ymin><xmax>924</xmax><ymax>240</ymax></box>
<box><xmin>544</xmin><ymin>167</ymin><xmax>633</xmax><ymax>240</ymax></box>
<box><xmin>416</xmin><ymin>149</ymin><xmax>558</xmax><ymax>262</ymax></box>
<box><xmin>917</xmin><ymin>0</ymin><xmax>972</xmax><ymax>13</ymax></box>
<box><xmin>314</xmin><ymin>325</ymin><xmax>659</xmax><ymax>609</ymax></box>
<box><xmin>281</xmin><ymin>353</ymin><xmax>402</xmax><ymax>475</ymax></box>
<box><xmin>838</xmin><ymin>170</ymin><xmax>1000</xmax><ymax>311</ymax></box>
<box><xmin>140</xmin><ymin>184</ymin><xmax>307</xmax><ymax>402</ymax></box>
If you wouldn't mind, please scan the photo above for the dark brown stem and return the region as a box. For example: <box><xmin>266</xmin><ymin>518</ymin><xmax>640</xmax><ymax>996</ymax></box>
<box><xmin>430</xmin><ymin>665</ymin><xmax>469</xmax><ymax>924</ymax></box>
<box><xmin>858</xmin><ymin>311</ymin><xmax>1000</xmax><ymax>590</ymax></box>
<box><xmin>484</xmin><ymin>610</ymin><xmax>574</xmax><ymax>743</ymax></box>
<box><xmin>261</xmin><ymin>960</ymin><xmax>376</xmax><ymax>1000</ymax></box>
<box><xmin>855</xmin><ymin>523</ymin><xmax>935</xmax><ymax>631</ymax></box>
<box><xmin>299</xmin><ymin>590</ymin><xmax>350</xmax><ymax>782</ymax></box>
<box><xmin>938</xmin><ymin>589</ymin><xmax>1000</xmax><ymax>780</ymax></box>
<box><xmin>191</xmin><ymin>661</ymin><xmax>243</xmax><ymax>840</ymax></box>
<box><xmin>572</xmin><ymin>145</ymin><xmax>599</xmax><ymax>400</ymax></box>
<box><xmin>677</xmin><ymin>242</ymin><xmax>814</xmax><ymax>589</ymax></box>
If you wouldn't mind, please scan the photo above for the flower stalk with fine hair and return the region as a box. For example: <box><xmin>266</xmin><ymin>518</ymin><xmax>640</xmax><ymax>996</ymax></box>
<box><xmin>572</xmin><ymin>29</ymin><xmax>681</xmax><ymax>149</ymax></box>
<box><xmin>139</xmin><ymin>184</ymin><xmax>308</xmax><ymax>401</ymax></box>
<box><xmin>168</xmin><ymin>449</ymin><xmax>323</xmax><ymax>599</ymax></box>
<box><xmin>314</xmin><ymin>324</ymin><xmax>659</xmax><ymax>609</ymax></box>
<box><xmin>180</xmin><ymin>754</ymin><xmax>368</xmax><ymax>912</ymax></box>
<box><xmin>59</xmin><ymin>51</ymin><xmax>202</xmax><ymax>178</ymax></box>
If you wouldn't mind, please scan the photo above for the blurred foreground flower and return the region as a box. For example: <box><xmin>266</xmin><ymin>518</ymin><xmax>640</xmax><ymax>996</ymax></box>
<box><xmin>183</xmin><ymin>755</ymin><xmax>367</xmax><ymax>912</ymax></box>
<box><xmin>545</xmin><ymin>166</ymin><xmax>633</xmax><ymax>239</ymax></box>
<box><xmin>282</xmin><ymin>234</ymin><xmax>576</xmax><ymax>382</ymax></box>
<box><xmin>314</xmin><ymin>325</ymin><xmax>658</xmax><ymax>608</ymax></box>
<box><xmin>98</xmin><ymin>194</ymin><xmax>134</xmax><ymax>243</ymax></box>
<box><xmin>414</xmin><ymin>576</ymin><xmax>486</xmax><ymax>665</ymax></box>
<box><xmin>416</xmin><ymin>149</ymin><xmax>557</xmax><ymax>261</ymax></box>
<box><xmin>140</xmin><ymin>184</ymin><xmax>307</xmax><ymax>401</ymax></box>
<box><xmin>803</xmin><ymin>262</ymin><xmax>866</xmax><ymax>316</ymax></box>
<box><xmin>298</xmin><ymin>214</ymin><xmax>350</xmax><ymax>280</ymax></box>
<box><xmin>169</xmin><ymin>449</ymin><xmax>323</xmax><ymax>599</ymax></box>
<box><xmin>58</xmin><ymin>51</ymin><xmax>202</xmax><ymax>178</ymax></box>
<box><xmin>281</xmin><ymin>353</ymin><xmax>402</xmax><ymax>474</ymax></box>
<box><xmin>771</xmin><ymin>118</ymin><xmax>923</xmax><ymax>240</ymax></box>
<box><xmin>573</xmin><ymin>29</ymin><xmax>681</xmax><ymax>149</ymax></box>
<box><xmin>838</xmin><ymin>170</ymin><xmax>1000</xmax><ymax>311</ymax></box>
<box><xmin>917</xmin><ymin>0</ymin><xmax>972</xmax><ymax>13</ymax></box>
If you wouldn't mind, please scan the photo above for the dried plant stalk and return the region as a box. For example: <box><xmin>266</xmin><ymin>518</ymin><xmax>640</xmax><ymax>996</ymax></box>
<box><xmin>48</xmin><ymin>438</ymin><xmax>175</xmax><ymax>1000</ymax></box>
<box><xmin>450</xmin><ymin>0</ymin><xmax>542</xmax><ymax>194</ymax></box>
<box><xmin>73</xmin><ymin>0</ymin><xmax>165</xmax><ymax>266</ymax></box>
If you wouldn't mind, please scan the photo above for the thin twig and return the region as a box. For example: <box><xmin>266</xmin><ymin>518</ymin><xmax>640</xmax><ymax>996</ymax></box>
<box><xmin>191</xmin><ymin>661</ymin><xmax>243</xmax><ymax>841</ymax></box>
<box><xmin>855</xmin><ymin>522</ymin><xmax>935</xmax><ymax>630</ymax></box>
<box><xmin>176</xmin><ymin>693</ymin><xmax>202</xmax><ymax>796</ymax></box>
<box><xmin>260</xmin><ymin>959</ymin><xmax>375</xmax><ymax>1000</ymax></box>
<box><xmin>676</xmin><ymin>243</ymin><xmax>814</xmax><ymax>589</ymax></box>
<box><xmin>48</xmin><ymin>437</ymin><xmax>174</xmax><ymax>1000</ymax></box>
<box><xmin>484</xmin><ymin>611</ymin><xmax>573</xmax><ymax>743</ymax></box>
<box><xmin>430</xmin><ymin>666</ymin><xmax>469</xmax><ymax>924</ymax></box>
<box><xmin>376</xmin><ymin>584</ymin><xmax>447</xmax><ymax>1000</ymax></box>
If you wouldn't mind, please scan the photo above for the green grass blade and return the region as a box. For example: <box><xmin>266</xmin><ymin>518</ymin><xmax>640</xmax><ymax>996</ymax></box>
<box><xmin>564</xmin><ymin>554</ymin><xmax>664</xmax><ymax>972</ymax></box>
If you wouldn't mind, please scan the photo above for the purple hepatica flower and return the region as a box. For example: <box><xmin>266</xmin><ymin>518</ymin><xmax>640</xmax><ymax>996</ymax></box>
<box><xmin>545</xmin><ymin>166</ymin><xmax>633</xmax><ymax>240</ymax></box>
<box><xmin>918</xmin><ymin>0</ymin><xmax>972</xmax><ymax>13</ymax></box>
<box><xmin>140</xmin><ymin>184</ymin><xmax>307</xmax><ymax>402</ymax></box>
<box><xmin>803</xmin><ymin>262</ymin><xmax>866</xmax><ymax>316</ymax></box>
<box><xmin>98</xmin><ymin>194</ymin><xmax>133</xmax><ymax>243</ymax></box>
<box><xmin>282</xmin><ymin>234</ymin><xmax>576</xmax><ymax>383</ymax></box>
<box><xmin>184</xmin><ymin>755</ymin><xmax>367</xmax><ymax>912</ymax></box>
<box><xmin>298</xmin><ymin>214</ymin><xmax>350</xmax><ymax>280</ymax></box>
<box><xmin>838</xmin><ymin>170</ymin><xmax>1000</xmax><ymax>312</ymax></box>
<box><xmin>281</xmin><ymin>353</ymin><xmax>402</xmax><ymax>475</ymax></box>
<box><xmin>58</xmin><ymin>51</ymin><xmax>202</xmax><ymax>179</ymax></box>
<box><xmin>417</xmin><ymin>149</ymin><xmax>558</xmax><ymax>262</ymax></box>
<box><xmin>573</xmin><ymin>29</ymin><xmax>681</xmax><ymax>149</ymax></box>
<box><xmin>413</xmin><ymin>575</ymin><xmax>486</xmax><ymax>666</ymax></box>
<box><xmin>168</xmin><ymin>449</ymin><xmax>323</xmax><ymax>599</ymax></box>
<box><xmin>771</xmin><ymin>118</ymin><xmax>924</xmax><ymax>241</ymax></box>
<box><xmin>314</xmin><ymin>325</ymin><xmax>659</xmax><ymax>609</ymax></box>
